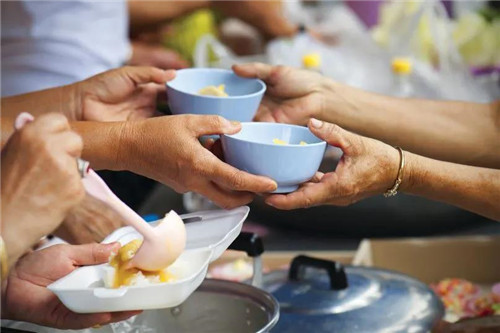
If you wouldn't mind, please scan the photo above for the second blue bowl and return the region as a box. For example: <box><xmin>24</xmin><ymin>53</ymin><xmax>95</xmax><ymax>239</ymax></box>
<box><xmin>166</xmin><ymin>68</ymin><xmax>266</xmax><ymax>122</ymax></box>
<box><xmin>221</xmin><ymin>123</ymin><xmax>327</xmax><ymax>193</ymax></box>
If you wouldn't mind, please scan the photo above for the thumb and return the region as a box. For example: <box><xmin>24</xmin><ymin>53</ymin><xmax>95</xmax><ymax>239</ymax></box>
<box><xmin>69</xmin><ymin>242</ymin><xmax>121</xmax><ymax>266</ymax></box>
<box><xmin>308</xmin><ymin>118</ymin><xmax>358</xmax><ymax>155</ymax></box>
<box><xmin>232</xmin><ymin>62</ymin><xmax>273</xmax><ymax>81</ymax></box>
<box><xmin>191</xmin><ymin>115</ymin><xmax>241</xmax><ymax>136</ymax></box>
<box><xmin>124</xmin><ymin>66</ymin><xmax>176</xmax><ymax>85</ymax></box>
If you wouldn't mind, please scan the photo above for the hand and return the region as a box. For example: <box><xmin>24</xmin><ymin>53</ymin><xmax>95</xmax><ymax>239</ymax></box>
<box><xmin>1</xmin><ymin>113</ymin><xmax>85</xmax><ymax>264</ymax></box>
<box><xmin>129</xmin><ymin>41</ymin><xmax>189</xmax><ymax>70</ymax></box>
<box><xmin>54</xmin><ymin>193</ymin><xmax>126</xmax><ymax>244</ymax></box>
<box><xmin>233</xmin><ymin>63</ymin><xmax>329</xmax><ymax>125</ymax></box>
<box><xmin>213</xmin><ymin>1</ymin><xmax>297</xmax><ymax>39</ymax></box>
<box><xmin>119</xmin><ymin>115</ymin><xmax>277</xmax><ymax>209</ymax></box>
<box><xmin>1</xmin><ymin>243</ymin><xmax>141</xmax><ymax>329</ymax></box>
<box><xmin>265</xmin><ymin>119</ymin><xmax>399</xmax><ymax>209</ymax></box>
<box><xmin>73</xmin><ymin>66</ymin><xmax>176</xmax><ymax>122</ymax></box>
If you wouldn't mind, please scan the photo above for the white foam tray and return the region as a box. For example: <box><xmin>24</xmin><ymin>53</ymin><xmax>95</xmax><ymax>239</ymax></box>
<box><xmin>48</xmin><ymin>206</ymin><xmax>249</xmax><ymax>313</ymax></box>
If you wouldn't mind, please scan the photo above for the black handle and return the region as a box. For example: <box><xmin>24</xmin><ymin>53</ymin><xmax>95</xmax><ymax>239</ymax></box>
<box><xmin>288</xmin><ymin>255</ymin><xmax>348</xmax><ymax>290</ymax></box>
<box><xmin>228</xmin><ymin>232</ymin><xmax>264</xmax><ymax>257</ymax></box>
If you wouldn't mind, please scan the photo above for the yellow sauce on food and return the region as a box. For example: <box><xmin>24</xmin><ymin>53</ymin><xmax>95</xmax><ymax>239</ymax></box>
<box><xmin>198</xmin><ymin>84</ymin><xmax>228</xmax><ymax>97</ymax></box>
<box><xmin>109</xmin><ymin>239</ymin><xmax>175</xmax><ymax>288</ymax></box>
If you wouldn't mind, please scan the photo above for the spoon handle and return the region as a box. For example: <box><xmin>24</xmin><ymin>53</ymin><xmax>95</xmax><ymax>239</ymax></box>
<box><xmin>83</xmin><ymin>170</ymin><xmax>155</xmax><ymax>240</ymax></box>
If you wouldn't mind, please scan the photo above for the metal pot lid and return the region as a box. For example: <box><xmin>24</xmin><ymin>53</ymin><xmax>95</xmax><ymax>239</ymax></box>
<box><xmin>260</xmin><ymin>256</ymin><xmax>443</xmax><ymax>317</ymax></box>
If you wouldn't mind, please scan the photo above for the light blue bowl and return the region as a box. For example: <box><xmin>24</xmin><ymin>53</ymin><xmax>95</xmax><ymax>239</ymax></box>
<box><xmin>221</xmin><ymin>123</ymin><xmax>327</xmax><ymax>193</ymax></box>
<box><xmin>166</xmin><ymin>68</ymin><xmax>266</xmax><ymax>122</ymax></box>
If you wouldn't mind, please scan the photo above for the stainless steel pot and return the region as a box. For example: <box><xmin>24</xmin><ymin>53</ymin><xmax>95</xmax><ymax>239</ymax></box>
<box><xmin>258</xmin><ymin>255</ymin><xmax>444</xmax><ymax>333</ymax></box>
<box><xmin>130</xmin><ymin>279</ymin><xmax>278</xmax><ymax>333</ymax></box>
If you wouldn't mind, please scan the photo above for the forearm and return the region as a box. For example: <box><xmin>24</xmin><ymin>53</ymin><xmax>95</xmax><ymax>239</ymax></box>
<box><xmin>128</xmin><ymin>0</ymin><xmax>209</xmax><ymax>32</ymax></box>
<box><xmin>323</xmin><ymin>81</ymin><xmax>500</xmax><ymax>168</ymax></box>
<box><xmin>70</xmin><ymin>121</ymin><xmax>127</xmax><ymax>171</ymax></box>
<box><xmin>401</xmin><ymin>152</ymin><xmax>500</xmax><ymax>221</ymax></box>
<box><xmin>0</xmin><ymin>84</ymin><xmax>79</xmax><ymax>122</ymax></box>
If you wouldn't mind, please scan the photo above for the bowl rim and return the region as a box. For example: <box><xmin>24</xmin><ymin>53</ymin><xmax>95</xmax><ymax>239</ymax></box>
<box><xmin>222</xmin><ymin>122</ymin><xmax>327</xmax><ymax>148</ymax></box>
<box><xmin>166</xmin><ymin>68</ymin><xmax>266</xmax><ymax>100</ymax></box>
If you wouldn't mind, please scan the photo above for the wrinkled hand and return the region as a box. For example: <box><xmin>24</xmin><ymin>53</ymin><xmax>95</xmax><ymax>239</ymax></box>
<box><xmin>73</xmin><ymin>66</ymin><xmax>176</xmax><ymax>122</ymax></box>
<box><xmin>1</xmin><ymin>113</ymin><xmax>85</xmax><ymax>263</ymax></box>
<box><xmin>120</xmin><ymin>115</ymin><xmax>277</xmax><ymax>209</ymax></box>
<box><xmin>129</xmin><ymin>41</ymin><xmax>189</xmax><ymax>70</ymax></box>
<box><xmin>54</xmin><ymin>193</ymin><xmax>126</xmax><ymax>244</ymax></box>
<box><xmin>213</xmin><ymin>1</ymin><xmax>297</xmax><ymax>39</ymax></box>
<box><xmin>1</xmin><ymin>243</ymin><xmax>141</xmax><ymax>329</ymax></box>
<box><xmin>233</xmin><ymin>63</ymin><xmax>328</xmax><ymax>125</ymax></box>
<box><xmin>265</xmin><ymin>119</ymin><xmax>399</xmax><ymax>209</ymax></box>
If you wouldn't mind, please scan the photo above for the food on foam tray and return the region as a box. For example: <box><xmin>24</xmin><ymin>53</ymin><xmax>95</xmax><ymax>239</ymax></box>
<box><xmin>106</xmin><ymin>239</ymin><xmax>176</xmax><ymax>288</ymax></box>
<box><xmin>198</xmin><ymin>84</ymin><xmax>228</xmax><ymax>97</ymax></box>
<box><xmin>272</xmin><ymin>138</ymin><xmax>307</xmax><ymax>145</ymax></box>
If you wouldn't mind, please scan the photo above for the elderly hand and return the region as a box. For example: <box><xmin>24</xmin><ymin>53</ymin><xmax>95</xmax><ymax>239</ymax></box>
<box><xmin>71</xmin><ymin>66</ymin><xmax>176</xmax><ymax>122</ymax></box>
<box><xmin>265</xmin><ymin>119</ymin><xmax>400</xmax><ymax>209</ymax></box>
<box><xmin>119</xmin><ymin>115</ymin><xmax>277</xmax><ymax>209</ymax></box>
<box><xmin>233</xmin><ymin>63</ymin><xmax>330</xmax><ymax>125</ymax></box>
<box><xmin>1</xmin><ymin>113</ymin><xmax>85</xmax><ymax>264</ymax></box>
<box><xmin>213</xmin><ymin>1</ymin><xmax>297</xmax><ymax>39</ymax></box>
<box><xmin>54</xmin><ymin>193</ymin><xmax>126</xmax><ymax>244</ymax></box>
<box><xmin>1</xmin><ymin>243</ymin><xmax>141</xmax><ymax>329</ymax></box>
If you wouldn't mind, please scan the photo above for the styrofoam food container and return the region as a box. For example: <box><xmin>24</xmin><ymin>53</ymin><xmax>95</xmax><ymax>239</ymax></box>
<box><xmin>48</xmin><ymin>206</ymin><xmax>250</xmax><ymax>313</ymax></box>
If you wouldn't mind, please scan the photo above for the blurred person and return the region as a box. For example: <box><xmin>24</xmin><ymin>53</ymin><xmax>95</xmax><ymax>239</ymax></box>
<box><xmin>1</xmin><ymin>0</ymin><xmax>297</xmax><ymax>97</ymax></box>
<box><xmin>1</xmin><ymin>66</ymin><xmax>277</xmax><ymax>212</ymax></box>
<box><xmin>1</xmin><ymin>113</ymin><xmax>85</xmax><ymax>265</ymax></box>
<box><xmin>231</xmin><ymin>63</ymin><xmax>500</xmax><ymax>220</ymax></box>
<box><xmin>1</xmin><ymin>242</ymin><xmax>141</xmax><ymax>329</ymax></box>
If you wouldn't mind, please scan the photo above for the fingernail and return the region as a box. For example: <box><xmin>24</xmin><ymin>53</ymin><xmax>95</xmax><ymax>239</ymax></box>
<box><xmin>231</xmin><ymin>121</ymin><xmax>241</xmax><ymax>127</ymax></box>
<box><xmin>310</xmin><ymin>118</ymin><xmax>323</xmax><ymax>129</ymax></box>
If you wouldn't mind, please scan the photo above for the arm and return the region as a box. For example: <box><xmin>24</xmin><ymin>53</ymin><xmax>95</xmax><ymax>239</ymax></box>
<box><xmin>128</xmin><ymin>0</ymin><xmax>209</xmax><ymax>31</ymax></box>
<box><xmin>69</xmin><ymin>116</ymin><xmax>277</xmax><ymax>209</ymax></box>
<box><xmin>323</xmin><ymin>81</ymin><xmax>500</xmax><ymax>168</ymax></box>
<box><xmin>233</xmin><ymin>63</ymin><xmax>500</xmax><ymax>168</ymax></box>
<box><xmin>128</xmin><ymin>0</ymin><xmax>297</xmax><ymax>38</ymax></box>
<box><xmin>1</xmin><ymin>85</ymin><xmax>78</xmax><ymax>121</ymax></box>
<box><xmin>402</xmin><ymin>151</ymin><xmax>500</xmax><ymax>221</ymax></box>
<box><xmin>266</xmin><ymin>119</ymin><xmax>500</xmax><ymax>221</ymax></box>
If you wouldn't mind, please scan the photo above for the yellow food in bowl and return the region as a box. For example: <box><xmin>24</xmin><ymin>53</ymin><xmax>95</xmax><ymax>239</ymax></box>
<box><xmin>272</xmin><ymin>138</ymin><xmax>308</xmax><ymax>145</ymax></box>
<box><xmin>109</xmin><ymin>239</ymin><xmax>175</xmax><ymax>288</ymax></box>
<box><xmin>198</xmin><ymin>84</ymin><xmax>228</xmax><ymax>97</ymax></box>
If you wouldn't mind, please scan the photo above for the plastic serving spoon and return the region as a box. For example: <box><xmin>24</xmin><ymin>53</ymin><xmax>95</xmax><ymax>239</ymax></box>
<box><xmin>82</xmin><ymin>170</ymin><xmax>186</xmax><ymax>271</ymax></box>
<box><xmin>13</xmin><ymin>112</ymin><xmax>186</xmax><ymax>271</ymax></box>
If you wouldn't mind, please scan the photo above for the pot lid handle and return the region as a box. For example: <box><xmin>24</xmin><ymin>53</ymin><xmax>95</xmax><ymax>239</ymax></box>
<box><xmin>228</xmin><ymin>232</ymin><xmax>264</xmax><ymax>257</ymax></box>
<box><xmin>288</xmin><ymin>255</ymin><xmax>348</xmax><ymax>290</ymax></box>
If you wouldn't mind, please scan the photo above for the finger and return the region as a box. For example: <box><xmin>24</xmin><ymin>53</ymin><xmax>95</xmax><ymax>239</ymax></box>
<box><xmin>189</xmin><ymin>115</ymin><xmax>241</xmax><ymax>136</ymax></box>
<box><xmin>232</xmin><ymin>62</ymin><xmax>273</xmax><ymax>81</ymax></box>
<box><xmin>197</xmin><ymin>181</ymin><xmax>255</xmax><ymax>210</ymax></box>
<box><xmin>206</xmin><ymin>155</ymin><xmax>277</xmax><ymax>193</ymax></box>
<box><xmin>106</xmin><ymin>310</ymin><xmax>142</xmax><ymax>325</ymax></box>
<box><xmin>121</xmin><ymin>66</ymin><xmax>176</xmax><ymax>86</ymax></box>
<box><xmin>63</xmin><ymin>310</ymin><xmax>141</xmax><ymax>329</ymax></box>
<box><xmin>209</xmin><ymin>139</ymin><xmax>224</xmax><ymax>160</ymax></box>
<box><xmin>308</xmin><ymin>118</ymin><xmax>357</xmax><ymax>155</ymax></box>
<box><xmin>68</xmin><ymin>242</ymin><xmax>121</xmax><ymax>266</ymax></box>
<box><xmin>54</xmin><ymin>131</ymin><xmax>83</xmax><ymax>157</ymax></box>
<box><xmin>310</xmin><ymin>171</ymin><xmax>325</xmax><ymax>183</ymax></box>
<box><xmin>265</xmin><ymin>182</ymin><xmax>331</xmax><ymax>210</ymax></box>
<box><xmin>29</xmin><ymin>113</ymin><xmax>70</xmax><ymax>133</ymax></box>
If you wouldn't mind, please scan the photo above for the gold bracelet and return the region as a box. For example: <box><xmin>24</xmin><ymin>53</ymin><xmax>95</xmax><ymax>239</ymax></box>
<box><xmin>384</xmin><ymin>147</ymin><xmax>405</xmax><ymax>198</ymax></box>
<box><xmin>0</xmin><ymin>236</ymin><xmax>8</xmax><ymax>281</ymax></box>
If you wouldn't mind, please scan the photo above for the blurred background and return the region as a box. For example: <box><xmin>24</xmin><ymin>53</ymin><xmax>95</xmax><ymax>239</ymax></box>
<box><xmin>130</xmin><ymin>0</ymin><xmax>500</xmax><ymax>248</ymax></box>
